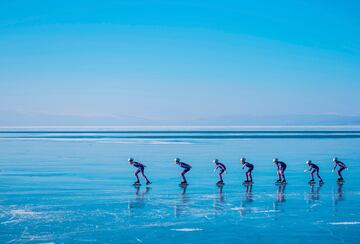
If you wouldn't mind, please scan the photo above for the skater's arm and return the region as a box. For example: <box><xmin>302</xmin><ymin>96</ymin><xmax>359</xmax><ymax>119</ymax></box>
<box><xmin>332</xmin><ymin>162</ymin><xmax>337</xmax><ymax>171</ymax></box>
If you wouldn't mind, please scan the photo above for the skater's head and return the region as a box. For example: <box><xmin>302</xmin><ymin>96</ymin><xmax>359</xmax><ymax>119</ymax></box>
<box><xmin>174</xmin><ymin>158</ymin><xmax>180</xmax><ymax>163</ymax></box>
<box><xmin>306</xmin><ymin>160</ymin><xmax>311</xmax><ymax>165</ymax></box>
<box><xmin>273</xmin><ymin>158</ymin><xmax>278</xmax><ymax>164</ymax></box>
<box><xmin>240</xmin><ymin>157</ymin><xmax>246</xmax><ymax>164</ymax></box>
<box><xmin>333</xmin><ymin>157</ymin><xmax>338</xmax><ymax>162</ymax></box>
<box><xmin>213</xmin><ymin>159</ymin><xmax>219</xmax><ymax>164</ymax></box>
<box><xmin>128</xmin><ymin>158</ymin><xmax>134</xmax><ymax>164</ymax></box>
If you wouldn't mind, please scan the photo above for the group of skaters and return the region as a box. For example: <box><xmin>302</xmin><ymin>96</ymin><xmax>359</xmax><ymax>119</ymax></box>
<box><xmin>128</xmin><ymin>157</ymin><xmax>348</xmax><ymax>186</ymax></box>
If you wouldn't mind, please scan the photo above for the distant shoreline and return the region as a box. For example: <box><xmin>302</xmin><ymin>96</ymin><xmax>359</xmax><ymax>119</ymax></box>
<box><xmin>1</xmin><ymin>125</ymin><xmax>360</xmax><ymax>132</ymax></box>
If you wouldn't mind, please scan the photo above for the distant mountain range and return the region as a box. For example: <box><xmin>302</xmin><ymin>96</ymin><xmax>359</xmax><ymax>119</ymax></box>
<box><xmin>1</xmin><ymin>111</ymin><xmax>360</xmax><ymax>126</ymax></box>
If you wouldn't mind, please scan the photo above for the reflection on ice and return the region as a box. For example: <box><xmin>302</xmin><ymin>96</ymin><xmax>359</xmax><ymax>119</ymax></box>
<box><xmin>332</xmin><ymin>183</ymin><xmax>345</xmax><ymax>214</ymax></box>
<box><xmin>174</xmin><ymin>185</ymin><xmax>190</xmax><ymax>218</ymax></box>
<box><xmin>237</xmin><ymin>184</ymin><xmax>254</xmax><ymax>216</ymax></box>
<box><xmin>213</xmin><ymin>185</ymin><xmax>225</xmax><ymax>213</ymax></box>
<box><xmin>128</xmin><ymin>186</ymin><xmax>151</xmax><ymax>216</ymax></box>
<box><xmin>306</xmin><ymin>183</ymin><xmax>323</xmax><ymax>210</ymax></box>
<box><xmin>273</xmin><ymin>184</ymin><xmax>286</xmax><ymax>211</ymax></box>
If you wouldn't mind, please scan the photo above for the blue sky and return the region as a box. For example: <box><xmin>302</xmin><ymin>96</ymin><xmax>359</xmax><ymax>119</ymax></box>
<box><xmin>0</xmin><ymin>0</ymin><xmax>359</xmax><ymax>125</ymax></box>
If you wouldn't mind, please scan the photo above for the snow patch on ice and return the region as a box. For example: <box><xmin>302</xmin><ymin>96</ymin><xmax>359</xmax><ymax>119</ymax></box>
<box><xmin>328</xmin><ymin>222</ymin><xmax>360</xmax><ymax>225</ymax></box>
<box><xmin>171</xmin><ymin>228</ymin><xmax>203</xmax><ymax>232</ymax></box>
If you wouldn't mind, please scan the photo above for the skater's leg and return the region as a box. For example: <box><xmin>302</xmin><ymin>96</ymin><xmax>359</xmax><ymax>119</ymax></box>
<box><xmin>248</xmin><ymin>169</ymin><xmax>253</xmax><ymax>182</ymax></box>
<box><xmin>181</xmin><ymin>168</ymin><xmax>190</xmax><ymax>183</ymax></box>
<box><xmin>181</xmin><ymin>170</ymin><xmax>186</xmax><ymax>182</ymax></box>
<box><xmin>310</xmin><ymin>169</ymin><xmax>315</xmax><ymax>181</ymax></box>
<box><xmin>218</xmin><ymin>169</ymin><xmax>224</xmax><ymax>182</ymax></box>
<box><xmin>134</xmin><ymin>169</ymin><xmax>140</xmax><ymax>183</ymax></box>
<box><xmin>140</xmin><ymin>167</ymin><xmax>151</xmax><ymax>184</ymax></box>
<box><xmin>277</xmin><ymin>170</ymin><xmax>282</xmax><ymax>181</ymax></box>
<box><xmin>281</xmin><ymin>169</ymin><xmax>286</xmax><ymax>182</ymax></box>
<box><xmin>338</xmin><ymin>167</ymin><xmax>345</xmax><ymax>180</ymax></box>
<box><xmin>316</xmin><ymin>170</ymin><xmax>323</xmax><ymax>181</ymax></box>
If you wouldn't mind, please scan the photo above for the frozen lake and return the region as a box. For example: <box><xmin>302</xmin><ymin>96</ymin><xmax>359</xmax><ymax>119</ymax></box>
<box><xmin>0</xmin><ymin>127</ymin><xmax>360</xmax><ymax>243</ymax></box>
